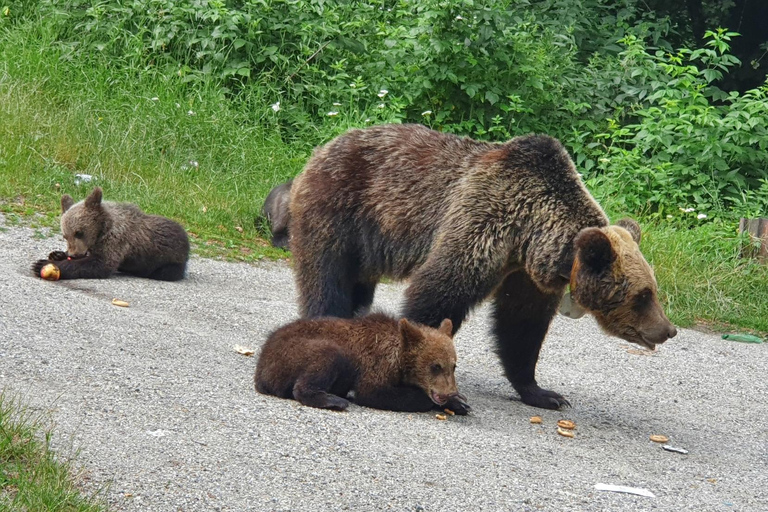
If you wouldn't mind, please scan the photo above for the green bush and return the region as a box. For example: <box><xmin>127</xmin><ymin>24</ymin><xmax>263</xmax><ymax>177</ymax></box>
<box><xmin>578</xmin><ymin>30</ymin><xmax>768</xmax><ymax>218</ymax></box>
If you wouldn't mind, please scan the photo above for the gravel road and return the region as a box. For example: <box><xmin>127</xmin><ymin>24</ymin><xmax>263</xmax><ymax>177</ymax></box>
<box><xmin>1</xmin><ymin>216</ymin><xmax>766</xmax><ymax>512</ymax></box>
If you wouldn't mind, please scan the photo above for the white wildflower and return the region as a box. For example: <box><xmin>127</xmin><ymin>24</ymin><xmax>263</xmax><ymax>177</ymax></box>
<box><xmin>333</xmin><ymin>102</ymin><xmax>342</xmax><ymax>106</ymax></box>
<box><xmin>421</xmin><ymin>110</ymin><xmax>432</xmax><ymax>116</ymax></box>
<box><xmin>697</xmin><ymin>213</ymin><xmax>707</xmax><ymax>220</ymax></box>
<box><xmin>679</xmin><ymin>207</ymin><xmax>695</xmax><ymax>213</ymax></box>
<box><xmin>327</xmin><ymin>111</ymin><xmax>339</xmax><ymax>117</ymax></box>
<box><xmin>187</xmin><ymin>110</ymin><xmax>195</xmax><ymax>116</ymax></box>
<box><xmin>377</xmin><ymin>103</ymin><xmax>385</xmax><ymax>109</ymax></box>
<box><xmin>378</xmin><ymin>89</ymin><xmax>388</xmax><ymax>98</ymax></box>
<box><xmin>189</xmin><ymin>160</ymin><xmax>199</xmax><ymax>169</ymax></box>
<box><xmin>455</xmin><ymin>15</ymin><xmax>464</xmax><ymax>20</ymax></box>
<box><xmin>364</xmin><ymin>118</ymin><xmax>371</xmax><ymax>123</ymax></box>
<box><xmin>270</xmin><ymin>101</ymin><xmax>280</xmax><ymax>112</ymax></box>
<box><xmin>667</xmin><ymin>215</ymin><xmax>673</xmax><ymax>219</ymax></box>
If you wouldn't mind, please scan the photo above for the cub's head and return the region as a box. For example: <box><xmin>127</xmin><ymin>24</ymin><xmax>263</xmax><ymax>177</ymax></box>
<box><xmin>570</xmin><ymin>218</ymin><xmax>677</xmax><ymax>350</ymax></box>
<box><xmin>399</xmin><ymin>318</ymin><xmax>461</xmax><ymax>406</ymax></box>
<box><xmin>60</xmin><ymin>187</ymin><xmax>109</xmax><ymax>259</ymax></box>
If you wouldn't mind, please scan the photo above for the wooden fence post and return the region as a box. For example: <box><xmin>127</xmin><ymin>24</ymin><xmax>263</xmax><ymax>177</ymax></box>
<box><xmin>739</xmin><ymin>218</ymin><xmax>768</xmax><ymax>263</ymax></box>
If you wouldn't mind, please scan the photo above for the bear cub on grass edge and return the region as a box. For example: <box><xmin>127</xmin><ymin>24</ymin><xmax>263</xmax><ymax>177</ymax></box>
<box><xmin>32</xmin><ymin>187</ymin><xmax>190</xmax><ymax>281</ymax></box>
<box><xmin>254</xmin><ymin>313</ymin><xmax>470</xmax><ymax>414</ymax></box>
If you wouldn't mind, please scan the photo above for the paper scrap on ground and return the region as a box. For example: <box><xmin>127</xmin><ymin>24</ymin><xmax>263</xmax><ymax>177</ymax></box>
<box><xmin>234</xmin><ymin>345</ymin><xmax>255</xmax><ymax>356</ymax></box>
<box><xmin>594</xmin><ymin>483</ymin><xmax>655</xmax><ymax>498</ymax></box>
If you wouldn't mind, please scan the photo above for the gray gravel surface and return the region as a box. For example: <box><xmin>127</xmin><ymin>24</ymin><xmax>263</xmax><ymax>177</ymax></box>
<box><xmin>1</xmin><ymin>216</ymin><xmax>766</xmax><ymax>512</ymax></box>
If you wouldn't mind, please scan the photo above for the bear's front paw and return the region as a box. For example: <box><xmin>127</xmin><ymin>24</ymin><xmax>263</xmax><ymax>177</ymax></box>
<box><xmin>32</xmin><ymin>259</ymin><xmax>52</xmax><ymax>278</ymax></box>
<box><xmin>48</xmin><ymin>251</ymin><xmax>68</xmax><ymax>261</ymax></box>
<box><xmin>444</xmin><ymin>393</ymin><xmax>471</xmax><ymax>416</ymax></box>
<box><xmin>517</xmin><ymin>384</ymin><xmax>570</xmax><ymax>410</ymax></box>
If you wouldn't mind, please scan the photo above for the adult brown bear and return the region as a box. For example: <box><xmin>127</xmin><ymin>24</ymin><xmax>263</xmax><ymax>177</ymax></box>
<box><xmin>289</xmin><ymin>124</ymin><xmax>677</xmax><ymax>410</ymax></box>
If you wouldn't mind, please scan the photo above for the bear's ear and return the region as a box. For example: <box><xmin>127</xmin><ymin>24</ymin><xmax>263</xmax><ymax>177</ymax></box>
<box><xmin>84</xmin><ymin>187</ymin><xmax>103</xmax><ymax>209</ymax></box>
<box><xmin>575</xmin><ymin>227</ymin><xmax>615</xmax><ymax>274</ymax></box>
<box><xmin>615</xmin><ymin>218</ymin><xmax>642</xmax><ymax>244</ymax></box>
<box><xmin>437</xmin><ymin>318</ymin><xmax>453</xmax><ymax>338</ymax></box>
<box><xmin>399</xmin><ymin>318</ymin><xmax>425</xmax><ymax>349</ymax></box>
<box><xmin>61</xmin><ymin>195</ymin><xmax>74</xmax><ymax>213</ymax></box>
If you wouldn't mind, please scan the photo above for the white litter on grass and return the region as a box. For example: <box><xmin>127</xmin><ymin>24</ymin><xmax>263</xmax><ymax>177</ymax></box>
<box><xmin>74</xmin><ymin>174</ymin><xmax>94</xmax><ymax>186</ymax></box>
<box><xmin>594</xmin><ymin>483</ymin><xmax>655</xmax><ymax>498</ymax></box>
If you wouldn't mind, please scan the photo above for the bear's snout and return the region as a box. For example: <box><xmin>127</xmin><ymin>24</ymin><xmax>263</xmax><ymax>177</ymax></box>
<box><xmin>642</xmin><ymin>322</ymin><xmax>678</xmax><ymax>346</ymax></box>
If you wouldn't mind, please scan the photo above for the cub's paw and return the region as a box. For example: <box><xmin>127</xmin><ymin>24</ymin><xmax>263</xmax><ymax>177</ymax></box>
<box><xmin>517</xmin><ymin>384</ymin><xmax>571</xmax><ymax>410</ymax></box>
<box><xmin>32</xmin><ymin>259</ymin><xmax>52</xmax><ymax>278</ymax></box>
<box><xmin>444</xmin><ymin>393</ymin><xmax>471</xmax><ymax>416</ymax></box>
<box><xmin>48</xmin><ymin>251</ymin><xmax>68</xmax><ymax>261</ymax></box>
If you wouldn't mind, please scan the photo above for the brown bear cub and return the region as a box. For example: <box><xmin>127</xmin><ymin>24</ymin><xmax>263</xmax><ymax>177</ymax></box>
<box><xmin>260</xmin><ymin>179</ymin><xmax>292</xmax><ymax>249</ymax></box>
<box><xmin>289</xmin><ymin>123</ymin><xmax>677</xmax><ymax>410</ymax></box>
<box><xmin>32</xmin><ymin>187</ymin><xmax>189</xmax><ymax>281</ymax></box>
<box><xmin>255</xmin><ymin>313</ymin><xmax>470</xmax><ymax>414</ymax></box>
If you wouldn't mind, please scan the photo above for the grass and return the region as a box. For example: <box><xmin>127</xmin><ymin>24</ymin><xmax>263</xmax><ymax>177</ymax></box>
<box><xmin>643</xmin><ymin>221</ymin><xmax>768</xmax><ymax>334</ymax></box>
<box><xmin>0</xmin><ymin>19</ymin><xmax>303</xmax><ymax>262</ymax></box>
<box><xmin>0</xmin><ymin>392</ymin><xmax>105</xmax><ymax>511</ymax></box>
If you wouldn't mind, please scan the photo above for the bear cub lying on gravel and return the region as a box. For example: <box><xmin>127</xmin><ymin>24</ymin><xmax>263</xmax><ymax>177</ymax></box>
<box><xmin>32</xmin><ymin>187</ymin><xmax>189</xmax><ymax>281</ymax></box>
<box><xmin>254</xmin><ymin>313</ymin><xmax>470</xmax><ymax>414</ymax></box>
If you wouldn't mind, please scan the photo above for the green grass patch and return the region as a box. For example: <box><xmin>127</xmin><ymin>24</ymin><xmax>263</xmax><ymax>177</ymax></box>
<box><xmin>643</xmin><ymin>221</ymin><xmax>768</xmax><ymax>335</ymax></box>
<box><xmin>0</xmin><ymin>392</ymin><xmax>105</xmax><ymax>511</ymax></box>
<box><xmin>0</xmin><ymin>19</ymin><xmax>301</xmax><ymax>262</ymax></box>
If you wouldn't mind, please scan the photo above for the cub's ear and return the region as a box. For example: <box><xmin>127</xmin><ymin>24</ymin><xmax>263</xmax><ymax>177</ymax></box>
<box><xmin>437</xmin><ymin>318</ymin><xmax>453</xmax><ymax>337</ymax></box>
<box><xmin>61</xmin><ymin>195</ymin><xmax>74</xmax><ymax>213</ymax></box>
<box><xmin>574</xmin><ymin>227</ymin><xmax>615</xmax><ymax>274</ymax></box>
<box><xmin>84</xmin><ymin>187</ymin><xmax>103</xmax><ymax>209</ymax></box>
<box><xmin>615</xmin><ymin>218</ymin><xmax>642</xmax><ymax>244</ymax></box>
<box><xmin>399</xmin><ymin>318</ymin><xmax>425</xmax><ymax>348</ymax></box>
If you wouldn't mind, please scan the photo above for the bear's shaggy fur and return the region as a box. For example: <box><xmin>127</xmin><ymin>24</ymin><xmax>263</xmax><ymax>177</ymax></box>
<box><xmin>255</xmin><ymin>313</ymin><xmax>470</xmax><ymax>414</ymax></box>
<box><xmin>289</xmin><ymin>124</ymin><xmax>677</xmax><ymax>409</ymax></box>
<box><xmin>32</xmin><ymin>187</ymin><xmax>189</xmax><ymax>281</ymax></box>
<box><xmin>261</xmin><ymin>180</ymin><xmax>292</xmax><ymax>249</ymax></box>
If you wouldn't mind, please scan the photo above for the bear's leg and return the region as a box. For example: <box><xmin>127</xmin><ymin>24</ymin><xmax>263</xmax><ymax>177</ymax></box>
<box><xmin>294</xmin><ymin>248</ymin><xmax>361</xmax><ymax>318</ymax></box>
<box><xmin>32</xmin><ymin>256</ymin><xmax>114</xmax><ymax>279</ymax></box>
<box><xmin>355</xmin><ymin>385</ymin><xmax>435</xmax><ymax>412</ymax></box>
<box><xmin>351</xmin><ymin>282</ymin><xmax>377</xmax><ymax>316</ymax></box>
<box><xmin>292</xmin><ymin>350</ymin><xmax>356</xmax><ymax>411</ymax></box>
<box><xmin>404</xmin><ymin>247</ymin><xmax>503</xmax><ymax>332</ymax></box>
<box><xmin>492</xmin><ymin>270</ymin><xmax>568</xmax><ymax>409</ymax></box>
<box><xmin>147</xmin><ymin>262</ymin><xmax>187</xmax><ymax>281</ymax></box>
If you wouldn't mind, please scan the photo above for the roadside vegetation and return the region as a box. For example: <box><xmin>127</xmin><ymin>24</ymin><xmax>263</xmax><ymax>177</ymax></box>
<box><xmin>1</xmin><ymin>0</ymin><xmax>766</xmax><ymax>336</ymax></box>
<box><xmin>0</xmin><ymin>392</ymin><xmax>106</xmax><ymax>511</ymax></box>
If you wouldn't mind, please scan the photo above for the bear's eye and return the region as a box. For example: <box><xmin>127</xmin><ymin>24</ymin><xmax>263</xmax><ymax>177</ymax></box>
<box><xmin>632</xmin><ymin>288</ymin><xmax>652</xmax><ymax>311</ymax></box>
<box><xmin>74</xmin><ymin>230</ymin><xmax>84</xmax><ymax>239</ymax></box>
<box><xmin>430</xmin><ymin>363</ymin><xmax>443</xmax><ymax>374</ymax></box>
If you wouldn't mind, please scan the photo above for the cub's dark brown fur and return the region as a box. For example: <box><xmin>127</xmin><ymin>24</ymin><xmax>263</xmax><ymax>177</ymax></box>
<box><xmin>260</xmin><ymin>180</ymin><xmax>292</xmax><ymax>249</ymax></box>
<box><xmin>32</xmin><ymin>187</ymin><xmax>189</xmax><ymax>281</ymax></box>
<box><xmin>255</xmin><ymin>313</ymin><xmax>469</xmax><ymax>414</ymax></box>
<box><xmin>289</xmin><ymin>123</ymin><xmax>677</xmax><ymax>410</ymax></box>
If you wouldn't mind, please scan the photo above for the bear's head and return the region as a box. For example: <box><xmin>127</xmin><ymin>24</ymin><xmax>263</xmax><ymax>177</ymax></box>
<box><xmin>60</xmin><ymin>187</ymin><xmax>110</xmax><ymax>259</ymax></box>
<box><xmin>569</xmin><ymin>218</ymin><xmax>677</xmax><ymax>350</ymax></box>
<box><xmin>399</xmin><ymin>318</ymin><xmax>462</xmax><ymax>406</ymax></box>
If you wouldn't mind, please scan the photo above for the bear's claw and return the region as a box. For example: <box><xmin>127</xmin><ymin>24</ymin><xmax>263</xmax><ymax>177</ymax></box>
<box><xmin>32</xmin><ymin>259</ymin><xmax>52</xmax><ymax>277</ymax></box>
<box><xmin>517</xmin><ymin>384</ymin><xmax>571</xmax><ymax>410</ymax></box>
<box><xmin>48</xmin><ymin>251</ymin><xmax>68</xmax><ymax>261</ymax></box>
<box><xmin>444</xmin><ymin>394</ymin><xmax>471</xmax><ymax>416</ymax></box>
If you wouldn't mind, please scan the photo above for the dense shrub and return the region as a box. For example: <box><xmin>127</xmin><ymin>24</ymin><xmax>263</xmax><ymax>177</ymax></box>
<box><xmin>8</xmin><ymin>0</ymin><xmax>767</xmax><ymax>219</ymax></box>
